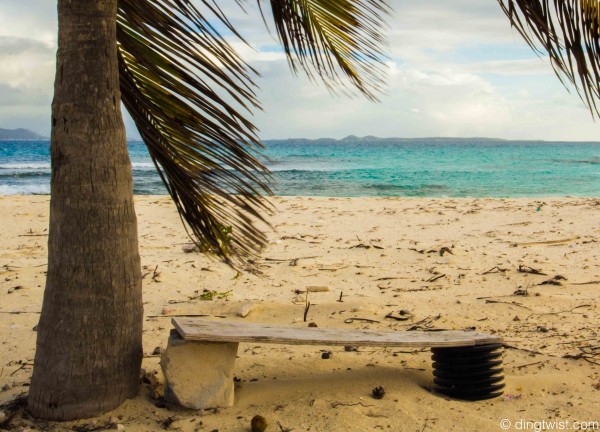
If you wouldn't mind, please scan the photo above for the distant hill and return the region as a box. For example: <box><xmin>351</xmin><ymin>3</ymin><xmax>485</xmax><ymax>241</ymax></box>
<box><xmin>0</xmin><ymin>128</ymin><xmax>45</xmax><ymax>140</ymax></box>
<box><xmin>262</xmin><ymin>135</ymin><xmax>518</xmax><ymax>145</ymax></box>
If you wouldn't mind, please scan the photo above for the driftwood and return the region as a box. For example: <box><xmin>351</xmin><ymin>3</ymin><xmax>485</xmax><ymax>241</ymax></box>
<box><xmin>517</xmin><ymin>265</ymin><xmax>547</xmax><ymax>275</ymax></box>
<box><xmin>511</xmin><ymin>236</ymin><xmax>580</xmax><ymax>247</ymax></box>
<box><xmin>482</xmin><ymin>266</ymin><xmax>508</xmax><ymax>275</ymax></box>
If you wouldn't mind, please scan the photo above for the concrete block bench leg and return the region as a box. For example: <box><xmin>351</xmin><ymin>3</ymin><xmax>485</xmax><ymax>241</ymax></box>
<box><xmin>431</xmin><ymin>343</ymin><xmax>505</xmax><ymax>400</ymax></box>
<box><xmin>161</xmin><ymin>330</ymin><xmax>239</xmax><ymax>410</ymax></box>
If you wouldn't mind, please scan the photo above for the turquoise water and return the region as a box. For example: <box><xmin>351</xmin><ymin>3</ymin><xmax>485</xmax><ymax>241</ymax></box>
<box><xmin>0</xmin><ymin>138</ymin><xmax>598</xmax><ymax>196</ymax></box>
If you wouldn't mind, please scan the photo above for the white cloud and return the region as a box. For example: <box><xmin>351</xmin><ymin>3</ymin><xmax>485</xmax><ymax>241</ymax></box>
<box><xmin>1</xmin><ymin>0</ymin><xmax>599</xmax><ymax>141</ymax></box>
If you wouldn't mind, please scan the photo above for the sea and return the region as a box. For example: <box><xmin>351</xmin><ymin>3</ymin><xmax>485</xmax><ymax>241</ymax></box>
<box><xmin>0</xmin><ymin>138</ymin><xmax>598</xmax><ymax>197</ymax></box>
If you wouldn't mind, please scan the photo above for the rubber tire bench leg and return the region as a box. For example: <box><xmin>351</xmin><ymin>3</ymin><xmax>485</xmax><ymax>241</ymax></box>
<box><xmin>431</xmin><ymin>343</ymin><xmax>505</xmax><ymax>400</ymax></box>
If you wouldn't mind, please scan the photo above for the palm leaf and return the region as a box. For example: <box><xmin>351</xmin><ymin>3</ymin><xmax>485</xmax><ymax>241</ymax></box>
<box><xmin>497</xmin><ymin>0</ymin><xmax>600</xmax><ymax>115</ymax></box>
<box><xmin>117</xmin><ymin>0</ymin><xmax>272</xmax><ymax>262</ymax></box>
<box><xmin>264</xmin><ymin>0</ymin><xmax>391</xmax><ymax>100</ymax></box>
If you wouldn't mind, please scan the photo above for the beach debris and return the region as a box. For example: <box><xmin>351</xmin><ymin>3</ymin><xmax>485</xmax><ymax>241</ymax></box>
<box><xmin>483</xmin><ymin>299</ymin><xmax>531</xmax><ymax>309</ymax></box>
<box><xmin>512</xmin><ymin>288</ymin><xmax>529</xmax><ymax>296</ymax></box>
<box><xmin>303</xmin><ymin>294</ymin><xmax>311</xmax><ymax>322</ymax></box>
<box><xmin>503</xmin><ymin>393</ymin><xmax>522</xmax><ymax>401</ymax></box>
<box><xmin>344</xmin><ymin>346</ymin><xmax>358</xmax><ymax>352</ymax></box>
<box><xmin>512</xmin><ymin>236</ymin><xmax>580</xmax><ymax>247</ymax></box>
<box><xmin>181</xmin><ymin>243</ymin><xmax>200</xmax><ymax>253</ymax></box>
<box><xmin>385</xmin><ymin>309</ymin><xmax>413</xmax><ymax>321</ymax></box>
<box><xmin>161</xmin><ymin>307</ymin><xmax>177</xmax><ymax>315</ymax></box>
<box><xmin>569</xmin><ymin>280</ymin><xmax>600</xmax><ymax>285</ymax></box>
<box><xmin>338</xmin><ymin>291</ymin><xmax>344</xmax><ymax>302</ymax></box>
<box><xmin>344</xmin><ymin>317</ymin><xmax>380</xmax><ymax>324</ymax></box>
<box><xmin>277</xmin><ymin>421</ymin><xmax>292</xmax><ymax>432</ymax></box>
<box><xmin>562</xmin><ymin>345</ymin><xmax>600</xmax><ymax>366</ymax></box>
<box><xmin>160</xmin><ymin>416</ymin><xmax>177</xmax><ymax>430</ymax></box>
<box><xmin>406</xmin><ymin>314</ymin><xmax>441</xmax><ymax>331</ymax></box>
<box><xmin>371</xmin><ymin>386</ymin><xmax>386</xmax><ymax>399</ymax></box>
<box><xmin>439</xmin><ymin>246</ymin><xmax>453</xmax><ymax>257</ymax></box>
<box><xmin>7</xmin><ymin>286</ymin><xmax>24</xmax><ymax>294</ymax></box>
<box><xmin>237</xmin><ymin>300</ymin><xmax>258</xmax><ymax>318</ymax></box>
<box><xmin>321</xmin><ymin>351</ymin><xmax>332</xmax><ymax>359</ymax></box>
<box><xmin>306</xmin><ymin>286</ymin><xmax>330</xmax><ymax>293</ymax></box>
<box><xmin>538</xmin><ymin>275</ymin><xmax>566</xmax><ymax>286</ymax></box>
<box><xmin>482</xmin><ymin>266</ymin><xmax>508</xmax><ymax>275</ymax></box>
<box><xmin>192</xmin><ymin>289</ymin><xmax>232</xmax><ymax>301</ymax></box>
<box><xmin>517</xmin><ymin>265</ymin><xmax>547</xmax><ymax>275</ymax></box>
<box><xmin>251</xmin><ymin>415</ymin><xmax>268</xmax><ymax>432</ymax></box>
<box><xmin>349</xmin><ymin>242</ymin><xmax>384</xmax><ymax>250</ymax></box>
<box><xmin>425</xmin><ymin>274</ymin><xmax>446</xmax><ymax>283</ymax></box>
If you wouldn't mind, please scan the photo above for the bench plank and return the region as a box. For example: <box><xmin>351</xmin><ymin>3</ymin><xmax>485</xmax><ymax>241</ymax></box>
<box><xmin>172</xmin><ymin>318</ymin><xmax>503</xmax><ymax>348</ymax></box>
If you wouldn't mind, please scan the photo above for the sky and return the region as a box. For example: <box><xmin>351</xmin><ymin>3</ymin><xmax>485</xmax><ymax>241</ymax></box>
<box><xmin>1</xmin><ymin>1</ymin><xmax>600</xmax><ymax>141</ymax></box>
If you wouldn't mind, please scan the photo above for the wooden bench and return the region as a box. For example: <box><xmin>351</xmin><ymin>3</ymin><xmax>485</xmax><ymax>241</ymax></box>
<box><xmin>160</xmin><ymin>318</ymin><xmax>505</xmax><ymax>410</ymax></box>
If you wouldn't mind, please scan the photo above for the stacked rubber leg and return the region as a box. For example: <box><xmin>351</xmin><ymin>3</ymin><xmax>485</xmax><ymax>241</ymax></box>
<box><xmin>431</xmin><ymin>343</ymin><xmax>505</xmax><ymax>400</ymax></box>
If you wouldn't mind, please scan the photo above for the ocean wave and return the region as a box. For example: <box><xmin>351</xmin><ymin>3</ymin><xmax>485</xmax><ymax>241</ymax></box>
<box><xmin>551</xmin><ymin>158</ymin><xmax>600</xmax><ymax>165</ymax></box>
<box><xmin>0</xmin><ymin>184</ymin><xmax>50</xmax><ymax>195</ymax></box>
<box><xmin>0</xmin><ymin>162</ymin><xmax>50</xmax><ymax>170</ymax></box>
<box><xmin>131</xmin><ymin>162</ymin><xmax>156</xmax><ymax>169</ymax></box>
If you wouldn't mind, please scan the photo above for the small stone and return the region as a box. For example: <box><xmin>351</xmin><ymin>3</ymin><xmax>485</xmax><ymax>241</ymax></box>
<box><xmin>237</xmin><ymin>300</ymin><xmax>257</xmax><ymax>318</ymax></box>
<box><xmin>251</xmin><ymin>415</ymin><xmax>267</xmax><ymax>432</ymax></box>
<box><xmin>116</xmin><ymin>424</ymin><xmax>125</xmax><ymax>431</ymax></box>
<box><xmin>161</xmin><ymin>307</ymin><xmax>176</xmax><ymax>315</ymax></box>
<box><xmin>321</xmin><ymin>352</ymin><xmax>331</xmax><ymax>360</ymax></box>
<box><xmin>152</xmin><ymin>346</ymin><xmax>162</xmax><ymax>355</ymax></box>
<box><xmin>181</xmin><ymin>243</ymin><xmax>200</xmax><ymax>253</ymax></box>
<box><xmin>308</xmin><ymin>322</ymin><xmax>318</xmax><ymax>328</ymax></box>
<box><xmin>513</xmin><ymin>315</ymin><xmax>520</xmax><ymax>322</ymax></box>
<box><xmin>371</xmin><ymin>386</ymin><xmax>385</xmax><ymax>399</ymax></box>
<box><xmin>344</xmin><ymin>346</ymin><xmax>358</xmax><ymax>352</ymax></box>
<box><xmin>0</xmin><ymin>411</ymin><xmax>6</xmax><ymax>423</ymax></box>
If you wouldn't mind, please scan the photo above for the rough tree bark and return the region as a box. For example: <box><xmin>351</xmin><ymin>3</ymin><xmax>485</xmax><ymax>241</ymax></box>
<box><xmin>28</xmin><ymin>0</ymin><xmax>143</xmax><ymax>420</ymax></box>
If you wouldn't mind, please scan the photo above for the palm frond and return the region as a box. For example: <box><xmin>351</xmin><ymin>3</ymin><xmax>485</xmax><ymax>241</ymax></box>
<box><xmin>117</xmin><ymin>0</ymin><xmax>272</xmax><ymax>263</ymax></box>
<box><xmin>264</xmin><ymin>0</ymin><xmax>391</xmax><ymax>100</ymax></box>
<box><xmin>498</xmin><ymin>0</ymin><xmax>600</xmax><ymax>116</ymax></box>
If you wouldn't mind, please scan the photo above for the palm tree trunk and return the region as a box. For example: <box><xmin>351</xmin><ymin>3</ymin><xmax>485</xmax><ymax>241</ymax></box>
<box><xmin>28</xmin><ymin>0</ymin><xmax>143</xmax><ymax>420</ymax></box>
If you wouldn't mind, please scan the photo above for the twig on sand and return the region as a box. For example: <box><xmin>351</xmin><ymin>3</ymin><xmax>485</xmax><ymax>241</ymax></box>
<box><xmin>511</xmin><ymin>237</ymin><xmax>580</xmax><ymax>247</ymax></box>
<box><xmin>569</xmin><ymin>280</ymin><xmax>600</xmax><ymax>285</ymax></box>
<box><xmin>517</xmin><ymin>265</ymin><xmax>547</xmax><ymax>276</ymax></box>
<box><xmin>0</xmin><ymin>311</ymin><xmax>40</xmax><ymax>314</ymax></box>
<box><xmin>514</xmin><ymin>361</ymin><xmax>545</xmax><ymax>369</ymax></box>
<box><xmin>406</xmin><ymin>314</ymin><xmax>441</xmax><ymax>331</ymax></box>
<box><xmin>525</xmin><ymin>304</ymin><xmax>591</xmax><ymax>319</ymax></box>
<box><xmin>344</xmin><ymin>317</ymin><xmax>380</xmax><ymax>324</ymax></box>
<box><xmin>483</xmin><ymin>299</ymin><xmax>532</xmax><ymax>310</ymax></box>
<box><xmin>303</xmin><ymin>293</ymin><xmax>311</xmax><ymax>323</ymax></box>
<box><xmin>146</xmin><ymin>314</ymin><xmax>226</xmax><ymax>318</ymax></box>
<box><xmin>331</xmin><ymin>401</ymin><xmax>374</xmax><ymax>408</ymax></box>
<box><xmin>425</xmin><ymin>274</ymin><xmax>446</xmax><ymax>283</ymax></box>
<box><xmin>482</xmin><ymin>266</ymin><xmax>508</xmax><ymax>275</ymax></box>
<box><xmin>503</xmin><ymin>344</ymin><xmax>551</xmax><ymax>356</ymax></box>
<box><xmin>562</xmin><ymin>345</ymin><xmax>600</xmax><ymax>366</ymax></box>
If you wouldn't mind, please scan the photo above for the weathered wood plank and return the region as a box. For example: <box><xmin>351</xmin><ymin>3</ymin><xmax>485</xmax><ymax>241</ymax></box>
<box><xmin>172</xmin><ymin>318</ymin><xmax>503</xmax><ymax>348</ymax></box>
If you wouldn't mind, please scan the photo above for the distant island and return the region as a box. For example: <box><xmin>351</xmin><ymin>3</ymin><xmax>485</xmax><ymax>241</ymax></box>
<box><xmin>262</xmin><ymin>135</ymin><xmax>548</xmax><ymax>145</ymax></box>
<box><xmin>0</xmin><ymin>128</ymin><xmax>46</xmax><ymax>140</ymax></box>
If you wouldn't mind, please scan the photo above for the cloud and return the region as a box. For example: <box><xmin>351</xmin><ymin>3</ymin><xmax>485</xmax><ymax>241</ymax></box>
<box><xmin>0</xmin><ymin>0</ymin><xmax>599</xmax><ymax>141</ymax></box>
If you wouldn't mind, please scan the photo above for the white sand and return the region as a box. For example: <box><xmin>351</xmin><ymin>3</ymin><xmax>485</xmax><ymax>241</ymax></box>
<box><xmin>1</xmin><ymin>195</ymin><xmax>599</xmax><ymax>431</ymax></box>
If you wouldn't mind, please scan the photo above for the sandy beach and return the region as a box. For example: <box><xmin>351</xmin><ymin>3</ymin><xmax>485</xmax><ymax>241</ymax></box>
<box><xmin>1</xmin><ymin>195</ymin><xmax>599</xmax><ymax>431</ymax></box>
